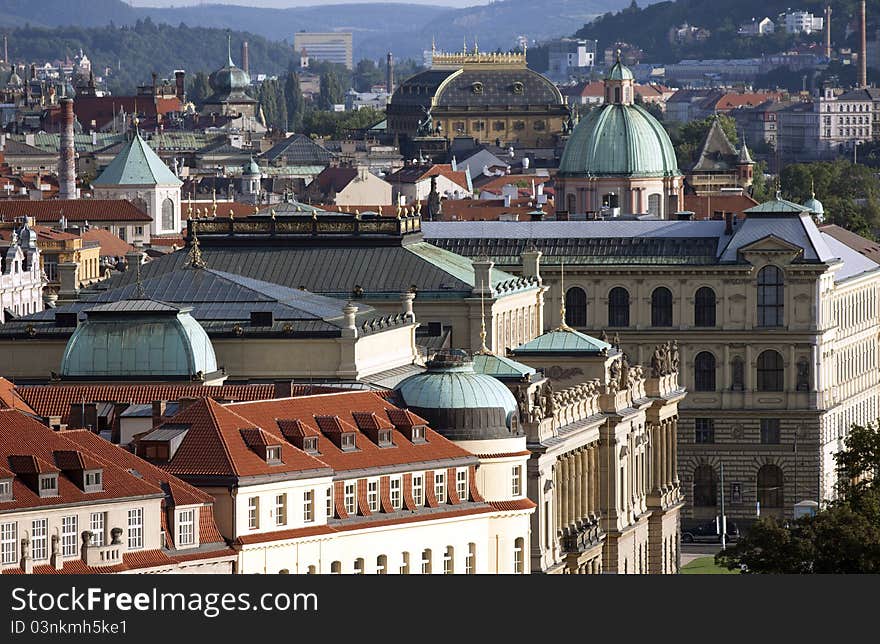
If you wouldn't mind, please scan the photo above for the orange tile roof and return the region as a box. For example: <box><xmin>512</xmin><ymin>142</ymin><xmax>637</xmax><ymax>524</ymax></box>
<box><xmin>2</xmin><ymin>547</ymin><xmax>236</xmax><ymax>574</ymax></box>
<box><xmin>683</xmin><ymin>194</ymin><xmax>759</xmax><ymax>220</ymax></box>
<box><xmin>0</xmin><ymin>378</ymin><xmax>35</xmax><ymax>414</ymax></box>
<box><xmin>17</xmin><ymin>383</ymin><xmax>277</xmax><ymax>424</ymax></box>
<box><xmin>488</xmin><ymin>498</ymin><xmax>537</xmax><ymax>511</ymax></box>
<box><xmin>81</xmin><ymin>227</ymin><xmax>137</xmax><ymax>257</ymax></box>
<box><xmin>0</xmin><ymin>199</ymin><xmax>152</xmax><ymax>223</ymax></box>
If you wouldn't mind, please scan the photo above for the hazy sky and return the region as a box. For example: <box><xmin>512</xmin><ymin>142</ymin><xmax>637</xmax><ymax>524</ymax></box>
<box><xmin>126</xmin><ymin>1</ymin><xmax>487</xmax><ymax>7</ymax></box>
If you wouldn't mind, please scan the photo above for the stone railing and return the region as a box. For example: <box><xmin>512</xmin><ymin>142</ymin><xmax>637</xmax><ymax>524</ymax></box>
<box><xmin>550</xmin><ymin>380</ymin><xmax>603</xmax><ymax>428</ymax></box>
<box><xmin>80</xmin><ymin>528</ymin><xmax>124</xmax><ymax>567</ymax></box>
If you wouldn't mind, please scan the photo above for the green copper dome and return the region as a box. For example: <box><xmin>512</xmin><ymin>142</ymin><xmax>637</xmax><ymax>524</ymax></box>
<box><xmin>803</xmin><ymin>195</ymin><xmax>824</xmax><ymax>216</ymax></box>
<box><xmin>243</xmin><ymin>157</ymin><xmax>261</xmax><ymax>176</ymax></box>
<box><xmin>558</xmin><ymin>103</ymin><xmax>680</xmax><ymax>178</ymax></box>
<box><xmin>606</xmin><ymin>59</ymin><xmax>634</xmax><ymax>81</ymax></box>
<box><xmin>396</xmin><ymin>350</ymin><xmax>520</xmax><ymax>440</ymax></box>
<box><xmin>60</xmin><ymin>300</ymin><xmax>218</xmax><ymax>380</ymax></box>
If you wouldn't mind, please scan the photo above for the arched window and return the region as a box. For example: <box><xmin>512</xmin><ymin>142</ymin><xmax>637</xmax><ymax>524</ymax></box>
<box><xmin>514</xmin><ymin>537</ymin><xmax>525</xmax><ymax>574</ymax></box>
<box><xmin>694</xmin><ymin>352</ymin><xmax>716</xmax><ymax>391</ymax></box>
<box><xmin>757</xmin><ymin>350</ymin><xmax>784</xmax><ymax>392</ymax></box>
<box><xmin>757</xmin><ymin>266</ymin><xmax>784</xmax><ymax>327</ymax></box>
<box><xmin>608</xmin><ymin>287</ymin><xmax>630</xmax><ymax>327</ymax></box>
<box><xmin>693</xmin><ymin>465</ymin><xmax>717</xmax><ymax>507</ymax></box>
<box><xmin>444</xmin><ymin>546</ymin><xmax>454</xmax><ymax>574</ymax></box>
<box><xmin>330</xmin><ymin>561</ymin><xmax>341</xmax><ymax>574</ymax></box>
<box><xmin>421</xmin><ymin>548</ymin><xmax>432</xmax><ymax>574</ymax></box>
<box><xmin>565</xmin><ymin>287</ymin><xmax>587</xmax><ymax>327</ymax></box>
<box><xmin>694</xmin><ymin>287</ymin><xmax>716</xmax><ymax>327</ymax></box>
<box><xmin>466</xmin><ymin>543</ymin><xmax>476</xmax><ymax>574</ymax></box>
<box><xmin>757</xmin><ymin>464</ymin><xmax>784</xmax><ymax>508</ymax></box>
<box><xmin>161</xmin><ymin>198</ymin><xmax>175</xmax><ymax>231</ymax></box>
<box><xmin>376</xmin><ymin>555</ymin><xmax>387</xmax><ymax>574</ymax></box>
<box><xmin>614</xmin><ymin>86</ymin><xmax>621</xmax><ymax>103</ymax></box>
<box><xmin>651</xmin><ymin>287</ymin><xmax>673</xmax><ymax>327</ymax></box>
<box><xmin>353</xmin><ymin>557</ymin><xmax>364</xmax><ymax>574</ymax></box>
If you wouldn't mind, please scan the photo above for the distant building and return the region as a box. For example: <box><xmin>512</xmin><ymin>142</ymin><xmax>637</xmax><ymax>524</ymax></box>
<box><xmin>668</xmin><ymin>23</ymin><xmax>711</xmax><ymax>44</ymax></box>
<box><xmin>293</xmin><ymin>32</ymin><xmax>354</xmax><ymax>70</ymax></box>
<box><xmin>686</xmin><ymin>117</ymin><xmax>755</xmax><ymax>196</ymax></box>
<box><xmin>546</xmin><ymin>38</ymin><xmax>596</xmax><ymax>80</ymax></box>
<box><xmin>738</xmin><ymin>17</ymin><xmax>775</xmax><ymax>36</ymax></box>
<box><xmin>0</xmin><ymin>217</ymin><xmax>42</xmax><ymax>322</ymax></box>
<box><xmin>781</xmin><ymin>11</ymin><xmax>824</xmax><ymax>35</ymax></box>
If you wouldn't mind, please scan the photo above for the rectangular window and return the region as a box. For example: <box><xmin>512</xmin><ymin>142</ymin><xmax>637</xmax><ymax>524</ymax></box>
<box><xmin>456</xmin><ymin>469</ymin><xmax>468</xmax><ymax>501</ymax></box>
<box><xmin>326</xmin><ymin>487</ymin><xmax>333</xmax><ymax>519</ymax></box>
<box><xmin>248</xmin><ymin>497</ymin><xmax>260</xmax><ymax>529</ymax></box>
<box><xmin>90</xmin><ymin>512</ymin><xmax>105</xmax><ymax>546</ymax></box>
<box><xmin>127</xmin><ymin>508</ymin><xmax>143</xmax><ymax>549</ymax></box>
<box><xmin>514</xmin><ymin>538</ymin><xmax>524</xmax><ymax>574</ymax></box>
<box><xmin>266</xmin><ymin>446</ymin><xmax>282</xmax><ymax>464</ymax></box>
<box><xmin>694</xmin><ymin>418</ymin><xmax>715</xmax><ymax>444</ymax></box>
<box><xmin>275</xmin><ymin>494</ymin><xmax>287</xmax><ymax>526</ymax></box>
<box><xmin>178</xmin><ymin>509</ymin><xmax>195</xmax><ymax>546</ymax></box>
<box><xmin>0</xmin><ymin>479</ymin><xmax>11</xmax><ymax>501</ymax></box>
<box><xmin>465</xmin><ymin>544</ymin><xmax>476</xmax><ymax>575</ymax></box>
<box><xmin>367</xmin><ymin>480</ymin><xmax>379</xmax><ymax>512</ymax></box>
<box><xmin>303</xmin><ymin>490</ymin><xmax>314</xmax><ymax>523</ymax></box>
<box><xmin>512</xmin><ymin>465</ymin><xmax>522</xmax><ymax>496</ymax></box>
<box><xmin>344</xmin><ymin>482</ymin><xmax>356</xmax><ymax>515</ymax></box>
<box><xmin>1</xmin><ymin>522</ymin><xmax>17</xmax><ymax>565</ymax></box>
<box><xmin>31</xmin><ymin>518</ymin><xmax>47</xmax><ymax>560</ymax></box>
<box><xmin>412</xmin><ymin>474</ymin><xmax>424</xmax><ymax>506</ymax></box>
<box><xmin>390</xmin><ymin>477</ymin><xmax>402</xmax><ymax>510</ymax></box>
<box><xmin>39</xmin><ymin>475</ymin><xmax>57</xmax><ymax>495</ymax></box>
<box><xmin>84</xmin><ymin>470</ymin><xmax>102</xmax><ymax>491</ymax></box>
<box><xmin>61</xmin><ymin>515</ymin><xmax>78</xmax><ymax>557</ymax></box>
<box><xmin>434</xmin><ymin>471</ymin><xmax>446</xmax><ymax>503</ymax></box>
<box><xmin>760</xmin><ymin>419</ymin><xmax>781</xmax><ymax>444</ymax></box>
<box><xmin>443</xmin><ymin>548</ymin><xmax>453</xmax><ymax>574</ymax></box>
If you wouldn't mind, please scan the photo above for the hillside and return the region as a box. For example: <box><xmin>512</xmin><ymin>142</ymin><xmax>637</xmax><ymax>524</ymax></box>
<box><xmin>574</xmin><ymin>0</ymin><xmax>871</xmax><ymax>63</ymax></box>
<box><xmin>0</xmin><ymin>0</ymin><xmax>656</xmax><ymax>61</ymax></box>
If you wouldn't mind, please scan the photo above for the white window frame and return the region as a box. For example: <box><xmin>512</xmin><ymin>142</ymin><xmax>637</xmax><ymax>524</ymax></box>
<box><xmin>177</xmin><ymin>509</ymin><xmax>195</xmax><ymax>546</ymax></box>
<box><xmin>32</xmin><ymin>518</ymin><xmax>48</xmax><ymax>560</ymax></box>
<box><xmin>367</xmin><ymin>479</ymin><xmax>379</xmax><ymax>512</ymax></box>
<box><xmin>303</xmin><ymin>490</ymin><xmax>314</xmax><ymax>523</ymax></box>
<box><xmin>344</xmin><ymin>482</ymin><xmax>356</xmax><ymax>515</ymax></box>
<box><xmin>127</xmin><ymin>508</ymin><xmax>143</xmax><ymax>550</ymax></box>
<box><xmin>89</xmin><ymin>512</ymin><xmax>105</xmax><ymax>546</ymax></box>
<box><xmin>512</xmin><ymin>465</ymin><xmax>522</xmax><ymax>497</ymax></box>
<box><xmin>412</xmin><ymin>474</ymin><xmax>424</xmax><ymax>506</ymax></box>
<box><xmin>456</xmin><ymin>469</ymin><xmax>468</xmax><ymax>501</ymax></box>
<box><xmin>0</xmin><ymin>479</ymin><xmax>11</xmax><ymax>500</ymax></box>
<box><xmin>266</xmin><ymin>445</ymin><xmax>282</xmax><ymax>463</ymax></box>
<box><xmin>421</xmin><ymin>548</ymin><xmax>432</xmax><ymax>574</ymax></box>
<box><xmin>514</xmin><ymin>537</ymin><xmax>524</xmax><ymax>573</ymax></box>
<box><xmin>275</xmin><ymin>493</ymin><xmax>287</xmax><ymax>526</ymax></box>
<box><xmin>466</xmin><ymin>543</ymin><xmax>476</xmax><ymax>575</ymax></box>
<box><xmin>390</xmin><ymin>477</ymin><xmax>402</xmax><ymax>510</ymax></box>
<box><xmin>326</xmin><ymin>487</ymin><xmax>333</xmax><ymax>519</ymax></box>
<box><xmin>248</xmin><ymin>497</ymin><xmax>260</xmax><ymax>530</ymax></box>
<box><xmin>85</xmin><ymin>470</ymin><xmax>102</xmax><ymax>489</ymax></box>
<box><xmin>444</xmin><ymin>547</ymin><xmax>454</xmax><ymax>574</ymax></box>
<box><xmin>434</xmin><ymin>471</ymin><xmax>446</xmax><ymax>503</ymax></box>
<box><xmin>0</xmin><ymin>521</ymin><xmax>17</xmax><ymax>565</ymax></box>
<box><xmin>61</xmin><ymin>515</ymin><xmax>78</xmax><ymax>558</ymax></box>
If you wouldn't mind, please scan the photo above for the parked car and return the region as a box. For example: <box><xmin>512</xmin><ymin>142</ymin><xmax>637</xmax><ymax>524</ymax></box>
<box><xmin>681</xmin><ymin>519</ymin><xmax>740</xmax><ymax>544</ymax></box>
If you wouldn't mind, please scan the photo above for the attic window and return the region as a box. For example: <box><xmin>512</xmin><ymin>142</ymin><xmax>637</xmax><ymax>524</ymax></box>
<box><xmin>302</xmin><ymin>437</ymin><xmax>319</xmax><ymax>454</ymax></box>
<box><xmin>411</xmin><ymin>426</ymin><xmax>426</xmax><ymax>443</ymax></box>
<box><xmin>84</xmin><ymin>469</ymin><xmax>103</xmax><ymax>493</ymax></box>
<box><xmin>38</xmin><ymin>473</ymin><xmax>58</xmax><ymax>497</ymax></box>
<box><xmin>471</xmin><ymin>81</ymin><xmax>484</xmax><ymax>95</ymax></box>
<box><xmin>340</xmin><ymin>433</ymin><xmax>357</xmax><ymax>451</ymax></box>
<box><xmin>378</xmin><ymin>429</ymin><xmax>393</xmax><ymax>448</ymax></box>
<box><xmin>266</xmin><ymin>445</ymin><xmax>282</xmax><ymax>464</ymax></box>
<box><xmin>512</xmin><ymin>81</ymin><xmax>524</xmax><ymax>94</ymax></box>
<box><xmin>0</xmin><ymin>478</ymin><xmax>11</xmax><ymax>502</ymax></box>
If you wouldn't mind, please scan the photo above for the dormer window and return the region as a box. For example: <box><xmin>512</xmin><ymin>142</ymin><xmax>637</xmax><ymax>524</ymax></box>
<box><xmin>266</xmin><ymin>445</ymin><xmax>282</xmax><ymax>464</ymax></box>
<box><xmin>340</xmin><ymin>433</ymin><xmax>357</xmax><ymax>451</ymax></box>
<box><xmin>0</xmin><ymin>479</ymin><xmax>11</xmax><ymax>502</ymax></box>
<box><xmin>303</xmin><ymin>437</ymin><xmax>319</xmax><ymax>454</ymax></box>
<box><xmin>411</xmin><ymin>426</ymin><xmax>425</xmax><ymax>443</ymax></box>
<box><xmin>38</xmin><ymin>473</ymin><xmax>58</xmax><ymax>497</ymax></box>
<box><xmin>84</xmin><ymin>469</ymin><xmax>103</xmax><ymax>493</ymax></box>
<box><xmin>378</xmin><ymin>429</ymin><xmax>393</xmax><ymax>448</ymax></box>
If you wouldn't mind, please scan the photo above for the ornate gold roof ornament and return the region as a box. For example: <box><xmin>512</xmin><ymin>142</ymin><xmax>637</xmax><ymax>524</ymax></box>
<box><xmin>187</xmin><ymin>200</ymin><xmax>193</xmax><ymax>219</ymax></box>
<box><xmin>377</xmin><ymin>205</ymin><xmax>382</xmax><ymax>216</ymax></box>
<box><xmin>355</xmin><ymin>209</ymin><xmax>360</xmax><ymax>217</ymax></box>
<box><xmin>186</xmin><ymin>228</ymin><xmax>207</xmax><ymax>269</ymax></box>
<box><xmin>195</xmin><ymin>207</ymin><xmax>201</xmax><ymax>218</ymax></box>
<box><xmin>556</xmin><ymin>260</ymin><xmax>574</xmax><ymax>332</ymax></box>
<box><xmin>253</xmin><ymin>204</ymin><xmax>260</xmax><ymax>215</ymax></box>
<box><xmin>229</xmin><ymin>209</ymin><xmax>235</xmax><ymax>217</ymax></box>
<box><xmin>270</xmin><ymin>208</ymin><xmax>276</xmax><ymax>220</ymax></box>
<box><xmin>396</xmin><ymin>203</ymin><xmax>402</xmax><ymax>217</ymax></box>
<box><xmin>415</xmin><ymin>201</ymin><xmax>422</xmax><ymax>216</ymax></box>
<box><xmin>312</xmin><ymin>210</ymin><xmax>318</xmax><ymax>221</ymax></box>
<box><xmin>211</xmin><ymin>189</ymin><xmax>217</xmax><ymax>217</ymax></box>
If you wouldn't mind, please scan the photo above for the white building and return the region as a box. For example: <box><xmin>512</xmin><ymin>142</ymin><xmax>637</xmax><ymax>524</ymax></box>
<box><xmin>782</xmin><ymin>11</ymin><xmax>823</xmax><ymax>34</ymax></box>
<box><xmin>547</xmin><ymin>39</ymin><xmax>596</xmax><ymax>80</ymax></box>
<box><xmin>738</xmin><ymin>17</ymin><xmax>776</xmax><ymax>36</ymax></box>
<box><xmin>135</xmin><ymin>391</ymin><xmax>534</xmax><ymax>574</ymax></box>
<box><xmin>0</xmin><ymin>218</ymin><xmax>43</xmax><ymax>323</ymax></box>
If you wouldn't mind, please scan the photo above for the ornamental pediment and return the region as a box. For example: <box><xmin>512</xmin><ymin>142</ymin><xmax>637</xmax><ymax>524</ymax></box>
<box><xmin>738</xmin><ymin>234</ymin><xmax>803</xmax><ymax>262</ymax></box>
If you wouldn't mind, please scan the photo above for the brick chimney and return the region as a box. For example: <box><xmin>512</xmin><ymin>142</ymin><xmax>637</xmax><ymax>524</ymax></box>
<box><xmin>58</xmin><ymin>98</ymin><xmax>76</xmax><ymax>199</ymax></box>
<box><xmin>174</xmin><ymin>70</ymin><xmax>186</xmax><ymax>102</ymax></box>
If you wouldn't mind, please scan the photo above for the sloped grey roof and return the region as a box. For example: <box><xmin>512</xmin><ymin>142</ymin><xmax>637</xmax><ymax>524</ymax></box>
<box><xmin>260</xmin><ymin>134</ymin><xmax>336</xmax><ymax>165</ymax></box>
<box><xmin>718</xmin><ymin>213</ymin><xmax>833</xmax><ymax>263</ymax></box>
<box><xmin>821</xmin><ymin>233</ymin><xmax>879</xmax><ymax>282</ymax></box>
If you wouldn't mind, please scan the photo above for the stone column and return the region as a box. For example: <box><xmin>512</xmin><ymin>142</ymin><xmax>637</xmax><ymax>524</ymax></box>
<box><xmin>561</xmin><ymin>456</ymin><xmax>569</xmax><ymax>532</ymax></box>
<box><xmin>574</xmin><ymin>450</ymin><xmax>583</xmax><ymax>525</ymax></box>
<box><xmin>745</xmin><ymin>345</ymin><xmax>754</xmax><ymax>391</ymax></box>
<box><xmin>582</xmin><ymin>449</ymin><xmax>590</xmax><ymax>520</ymax></box>
<box><xmin>554</xmin><ymin>464</ymin><xmax>561</xmax><ymax>535</ymax></box>
<box><xmin>653</xmin><ymin>425</ymin><xmax>661</xmax><ymax>493</ymax></box>
<box><xmin>672</xmin><ymin>416</ymin><xmax>680</xmax><ymax>484</ymax></box>
<box><xmin>591</xmin><ymin>446</ymin><xmax>599</xmax><ymax>519</ymax></box>
<box><xmin>567</xmin><ymin>453</ymin><xmax>576</xmax><ymax>528</ymax></box>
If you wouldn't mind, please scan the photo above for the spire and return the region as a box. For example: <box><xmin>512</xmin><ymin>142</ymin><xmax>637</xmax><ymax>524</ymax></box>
<box><xmin>186</xmin><ymin>228</ymin><xmax>207</xmax><ymax>269</ymax></box>
<box><xmin>227</xmin><ymin>31</ymin><xmax>234</xmax><ymax>67</ymax></box>
<box><xmin>810</xmin><ymin>177</ymin><xmax>816</xmax><ymax>199</ymax></box>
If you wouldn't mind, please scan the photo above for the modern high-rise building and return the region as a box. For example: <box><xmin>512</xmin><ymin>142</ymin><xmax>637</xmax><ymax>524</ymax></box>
<box><xmin>293</xmin><ymin>32</ymin><xmax>353</xmax><ymax>70</ymax></box>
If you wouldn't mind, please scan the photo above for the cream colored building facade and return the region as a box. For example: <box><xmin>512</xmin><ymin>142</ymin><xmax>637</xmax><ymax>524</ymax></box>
<box><xmin>423</xmin><ymin>202</ymin><xmax>880</xmax><ymax>522</ymax></box>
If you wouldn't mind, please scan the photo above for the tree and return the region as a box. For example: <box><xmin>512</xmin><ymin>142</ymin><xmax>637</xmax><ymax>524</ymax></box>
<box><xmin>284</xmin><ymin>71</ymin><xmax>304</xmax><ymax>132</ymax></box>
<box><xmin>670</xmin><ymin>114</ymin><xmax>738</xmax><ymax>169</ymax></box>
<box><xmin>353</xmin><ymin>58</ymin><xmax>382</xmax><ymax>93</ymax></box>
<box><xmin>259</xmin><ymin>78</ymin><xmax>287</xmax><ymax>131</ymax></box>
<box><xmin>750</xmin><ymin>160</ymin><xmax>772</xmax><ymax>203</ymax></box>
<box><xmin>318</xmin><ymin>70</ymin><xmax>345</xmax><ymax>111</ymax></box>
<box><xmin>187</xmin><ymin>71</ymin><xmax>211</xmax><ymax>107</ymax></box>
<box><xmin>716</xmin><ymin>423</ymin><xmax>880</xmax><ymax>573</ymax></box>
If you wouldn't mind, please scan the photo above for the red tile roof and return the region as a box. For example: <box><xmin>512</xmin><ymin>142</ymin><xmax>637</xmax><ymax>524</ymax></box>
<box><xmin>683</xmin><ymin>194</ymin><xmax>759</xmax><ymax>220</ymax></box>
<box><xmin>2</xmin><ymin>547</ymin><xmax>235</xmax><ymax>574</ymax></box>
<box><xmin>488</xmin><ymin>498</ymin><xmax>537</xmax><ymax>511</ymax></box>
<box><xmin>17</xmin><ymin>383</ymin><xmax>277</xmax><ymax>424</ymax></box>
<box><xmin>0</xmin><ymin>378</ymin><xmax>35</xmax><ymax>414</ymax></box>
<box><xmin>0</xmin><ymin>199</ymin><xmax>152</xmax><ymax>223</ymax></box>
<box><xmin>81</xmin><ymin>227</ymin><xmax>137</xmax><ymax>257</ymax></box>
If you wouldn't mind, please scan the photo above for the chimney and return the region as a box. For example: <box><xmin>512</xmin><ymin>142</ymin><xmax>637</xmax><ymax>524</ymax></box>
<box><xmin>274</xmin><ymin>381</ymin><xmax>295</xmax><ymax>398</ymax></box>
<box><xmin>521</xmin><ymin>249</ymin><xmax>542</xmax><ymax>284</ymax></box>
<box><xmin>860</xmin><ymin>0</ymin><xmax>868</xmax><ymax>88</ymax></box>
<box><xmin>386</xmin><ymin>51</ymin><xmax>394</xmax><ymax>94</ymax></box>
<box><xmin>29</xmin><ymin>63</ymin><xmax>35</xmax><ymax>80</ymax></box>
<box><xmin>58</xmin><ymin>98</ymin><xmax>76</xmax><ymax>199</ymax></box>
<box><xmin>3</xmin><ymin>35</ymin><xmax>7</xmax><ymax>64</ymax></box>
<box><xmin>151</xmin><ymin>401</ymin><xmax>167</xmax><ymax>427</ymax></box>
<box><xmin>825</xmin><ymin>5</ymin><xmax>832</xmax><ymax>59</ymax></box>
<box><xmin>724</xmin><ymin>211</ymin><xmax>734</xmax><ymax>235</ymax></box>
<box><xmin>57</xmin><ymin>262</ymin><xmax>80</xmax><ymax>301</ymax></box>
<box><xmin>471</xmin><ymin>258</ymin><xmax>494</xmax><ymax>297</ymax></box>
<box><xmin>151</xmin><ymin>71</ymin><xmax>157</xmax><ymax>94</ymax></box>
<box><xmin>174</xmin><ymin>70</ymin><xmax>186</xmax><ymax>102</ymax></box>
<box><xmin>342</xmin><ymin>302</ymin><xmax>358</xmax><ymax>338</ymax></box>
<box><xmin>241</xmin><ymin>41</ymin><xmax>249</xmax><ymax>75</ymax></box>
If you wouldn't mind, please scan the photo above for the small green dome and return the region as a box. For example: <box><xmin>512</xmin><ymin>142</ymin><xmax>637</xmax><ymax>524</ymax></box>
<box><xmin>210</xmin><ymin>63</ymin><xmax>250</xmax><ymax>96</ymax></box>
<box><xmin>803</xmin><ymin>195</ymin><xmax>824</xmax><ymax>215</ymax></box>
<box><xmin>606</xmin><ymin>59</ymin><xmax>634</xmax><ymax>81</ymax></box>
<box><xmin>243</xmin><ymin>157</ymin><xmax>261</xmax><ymax>176</ymax></box>
<box><xmin>60</xmin><ymin>300</ymin><xmax>218</xmax><ymax>380</ymax></box>
<box><xmin>558</xmin><ymin>104</ymin><xmax>680</xmax><ymax>177</ymax></box>
<box><xmin>396</xmin><ymin>350</ymin><xmax>519</xmax><ymax>440</ymax></box>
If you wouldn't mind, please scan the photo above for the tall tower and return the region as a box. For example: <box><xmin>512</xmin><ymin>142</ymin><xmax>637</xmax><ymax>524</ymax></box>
<box><xmin>241</xmin><ymin>40</ymin><xmax>249</xmax><ymax>75</ymax></box>
<box><xmin>386</xmin><ymin>51</ymin><xmax>394</xmax><ymax>94</ymax></box>
<box><xmin>860</xmin><ymin>0</ymin><xmax>868</xmax><ymax>88</ymax></box>
<box><xmin>58</xmin><ymin>97</ymin><xmax>76</xmax><ymax>200</ymax></box>
<box><xmin>825</xmin><ymin>5</ymin><xmax>832</xmax><ymax>59</ymax></box>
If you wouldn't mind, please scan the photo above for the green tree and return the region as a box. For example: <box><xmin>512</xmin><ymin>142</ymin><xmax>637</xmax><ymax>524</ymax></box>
<box><xmin>750</xmin><ymin>160</ymin><xmax>772</xmax><ymax>203</ymax></box>
<box><xmin>353</xmin><ymin>58</ymin><xmax>382</xmax><ymax>93</ymax></box>
<box><xmin>187</xmin><ymin>71</ymin><xmax>211</xmax><ymax>107</ymax></box>
<box><xmin>284</xmin><ymin>71</ymin><xmax>304</xmax><ymax>132</ymax></box>
<box><xmin>318</xmin><ymin>70</ymin><xmax>345</xmax><ymax>111</ymax></box>
<box><xmin>259</xmin><ymin>78</ymin><xmax>287</xmax><ymax>131</ymax></box>
<box><xmin>716</xmin><ymin>423</ymin><xmax>880</xmax><ymax>573</ymax></box>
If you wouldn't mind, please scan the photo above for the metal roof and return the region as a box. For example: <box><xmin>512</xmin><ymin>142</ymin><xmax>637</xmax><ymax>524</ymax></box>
<box><xmin>92</xmin><ymin>130</ymin><xmax>182</xmax><ymax>187</ymax></box>
<box><xmin>471</xmin><ymin>352</ymin><xmax>536</xmax><ymax>378</ymax></box>
<box><xmin>821</xmin><ymin>233</ymin><xmax>879</xmax><ymax>282</ymax></box>
<box><xmin>512</xmin><ymin>329</ymin><xmax>610</xmax><ymax>354</ymax></box>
